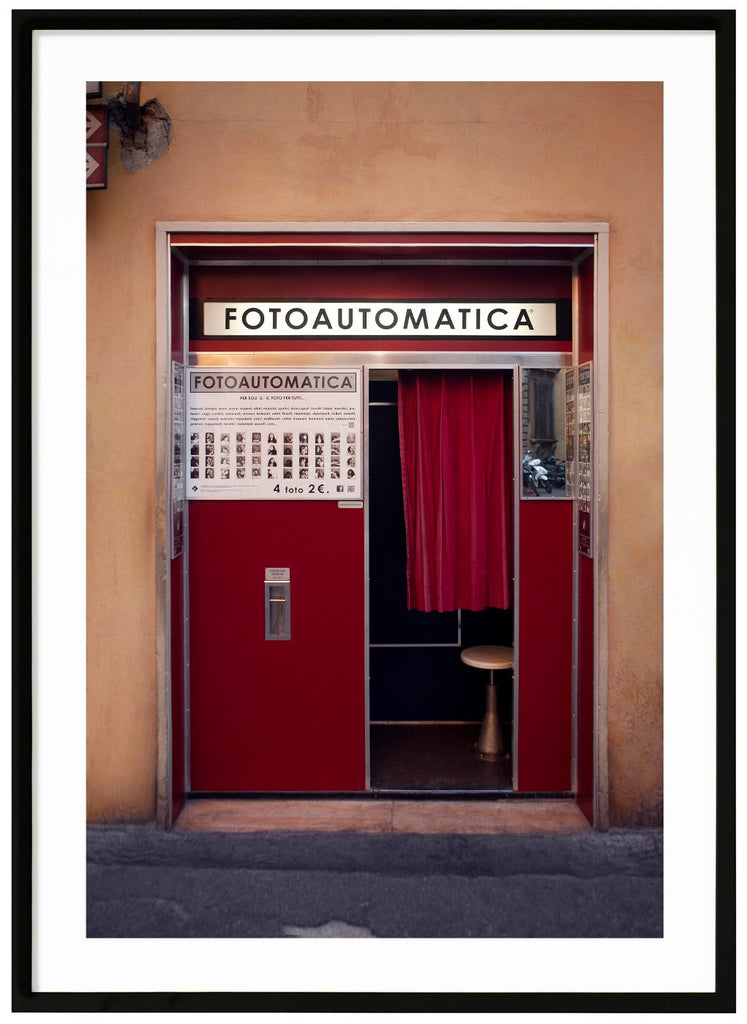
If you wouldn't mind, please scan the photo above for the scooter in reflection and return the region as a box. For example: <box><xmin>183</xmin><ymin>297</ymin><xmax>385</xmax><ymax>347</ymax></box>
<box><xmin>523</xmin><ymin>452</ymin><xmax>553</xmax><ymax>495</ymax></box>
<box><xmin>544</xmin><ymin>456</ymin><xmax>566</xmax><ymax>491</ymax></box>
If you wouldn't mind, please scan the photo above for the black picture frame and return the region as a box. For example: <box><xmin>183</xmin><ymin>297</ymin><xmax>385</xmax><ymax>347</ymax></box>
<box><xmin>13</xmin><ymin>7</ymin><xmax>736</xmax><ymax>1013</ymax></box>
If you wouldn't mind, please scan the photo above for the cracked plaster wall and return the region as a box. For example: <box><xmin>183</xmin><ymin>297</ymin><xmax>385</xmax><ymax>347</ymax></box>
<box><xmin>87</xmin><ymin>81</ymin><xmax>662</xmax><ymax>826</ymax></box>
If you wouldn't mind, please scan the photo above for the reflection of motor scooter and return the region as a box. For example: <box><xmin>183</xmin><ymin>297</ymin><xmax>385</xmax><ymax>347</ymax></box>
<box><xmin>544</xmin><ymin>456</ymin><xmax>566</xmax><ymax>490</ymax></box>
<box><xmin>523</xmin><ymin>452</ymin><xmax>552</xmax><ymax>494</ymax></box>
<box><xmin>522</xmin><ymin>453</ymin><xmax>538</xmax><ymax>494</ymax></box>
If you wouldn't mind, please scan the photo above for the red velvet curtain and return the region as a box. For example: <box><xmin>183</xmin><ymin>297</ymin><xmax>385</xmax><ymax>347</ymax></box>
<box><xmin>398</xmin><ymin>370</ymin><xmax>513</xmax><ymax>612</ymax></box>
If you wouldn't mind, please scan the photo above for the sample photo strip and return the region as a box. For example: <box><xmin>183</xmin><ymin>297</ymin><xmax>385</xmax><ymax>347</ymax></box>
<box><xmin>187</xmin><ymin>427</ymin><xmax>359</xmax><ymax>495</ymax></box>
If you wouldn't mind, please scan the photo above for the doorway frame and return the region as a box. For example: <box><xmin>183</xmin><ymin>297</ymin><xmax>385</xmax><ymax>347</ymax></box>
<box><xmin>155</xmin><ymin>221</ymin><xmax>610</xmax><ymax>827</ymax></box>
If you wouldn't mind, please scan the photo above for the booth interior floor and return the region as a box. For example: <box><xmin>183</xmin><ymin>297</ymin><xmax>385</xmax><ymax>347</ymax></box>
<box><xmin>369</xmin><ymin>723</ymin><xmax>512</xmax><ymax>791</ymax></box>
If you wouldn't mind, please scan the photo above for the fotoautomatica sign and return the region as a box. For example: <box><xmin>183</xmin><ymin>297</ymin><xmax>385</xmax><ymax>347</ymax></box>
<box><xmin>186</xmin><ymin>367</ymin><xmax>362</xmax><ymax>500</ymax></box>
<box><xmin>201</xmin><ymin>299</ymin><xmax>560</xmax><ymax>339</ymax></box>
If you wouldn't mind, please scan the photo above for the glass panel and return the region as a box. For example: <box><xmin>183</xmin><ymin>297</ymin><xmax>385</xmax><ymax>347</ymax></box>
<box><xmin>521</xmin><ymin>368</ymin><xmax>569</xmax><ymax>498</ymax></box>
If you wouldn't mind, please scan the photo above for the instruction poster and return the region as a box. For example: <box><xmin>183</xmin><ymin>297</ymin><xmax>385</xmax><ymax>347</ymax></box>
<box><xmin>186</xmin><ymin>366</ymin><xmax>362</xmax><ymax>500</ymax></box>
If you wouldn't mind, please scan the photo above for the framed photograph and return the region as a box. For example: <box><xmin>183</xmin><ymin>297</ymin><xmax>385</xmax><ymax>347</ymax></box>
<box><xmin>15</xmin><ymin>6</ymin><xmax>734</xmax><ymax>1014</ymax></box>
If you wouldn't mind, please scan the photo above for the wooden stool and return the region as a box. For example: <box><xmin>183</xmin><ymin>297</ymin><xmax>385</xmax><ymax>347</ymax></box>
<box><xmin>460</xmin><ymin>645</ymin><xmax>513</xmax><ymax>761</ymax></box>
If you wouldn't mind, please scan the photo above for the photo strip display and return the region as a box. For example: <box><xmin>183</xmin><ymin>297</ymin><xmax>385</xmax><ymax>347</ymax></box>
<box><xmin>186</xmin><ymin>367</ymin><xmax>362</xmax><ymax>500</ymax></box>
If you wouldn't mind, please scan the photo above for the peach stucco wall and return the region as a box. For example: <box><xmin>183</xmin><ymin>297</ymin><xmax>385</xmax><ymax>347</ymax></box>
<box><xmin>87</xmin><ymin>82</ymin><xmax>662</xmax><ymax>825</ymax></box>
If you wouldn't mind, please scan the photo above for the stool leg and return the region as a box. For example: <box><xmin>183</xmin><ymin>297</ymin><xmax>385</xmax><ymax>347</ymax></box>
<box><xmin>475</xmin><ymin>670</ymin><xmax>504</xmax><ymax>761</ymax></box>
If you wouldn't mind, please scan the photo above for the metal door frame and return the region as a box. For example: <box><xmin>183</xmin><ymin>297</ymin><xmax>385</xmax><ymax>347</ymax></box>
<box><xmin>156</xmin><ymin>221</ymin><xmax>609</xmax><ymax>826</ymax></box>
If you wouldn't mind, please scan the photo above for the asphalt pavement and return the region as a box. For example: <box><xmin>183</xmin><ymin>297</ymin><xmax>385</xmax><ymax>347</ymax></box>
<box><xmin>87</xmin><ymin>824</ymin><xmax>662</xmax><ymax>938</ymax></box>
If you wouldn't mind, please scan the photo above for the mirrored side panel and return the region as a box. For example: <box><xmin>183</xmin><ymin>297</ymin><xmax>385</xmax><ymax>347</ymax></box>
<box><xmin>520</xmin><ymin>367</ymin><xmax>571</xmax><ymax>499</ymax></box>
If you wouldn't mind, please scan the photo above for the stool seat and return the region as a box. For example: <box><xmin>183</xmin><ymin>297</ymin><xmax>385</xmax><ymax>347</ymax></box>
<box><xmin>460</xmin><ymin>645</ymin><xmax>513</xmax><ymax>671</ymax></box>
<box><xmin>460</xmin><ymin>645</ymin><xmax>513</xmax><ymax>762</ymax></box>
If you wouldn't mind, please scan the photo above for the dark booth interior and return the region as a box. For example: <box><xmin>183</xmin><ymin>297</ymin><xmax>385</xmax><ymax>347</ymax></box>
<box><xmin>368</xmin><ymin>375</ymin><xmax>514</xmax><ymax>791</ymax></box>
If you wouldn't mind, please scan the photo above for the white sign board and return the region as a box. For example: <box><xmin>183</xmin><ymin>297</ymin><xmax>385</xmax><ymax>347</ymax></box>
<box><xmin>203</xmin><ymin>300</ymin><xmax>557</xmax><ymax>339</ymax></box>
<box><xmin>186</xmin><ymin>367</ymin><xmax>362</xmax><ymax>500</ymax></box>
